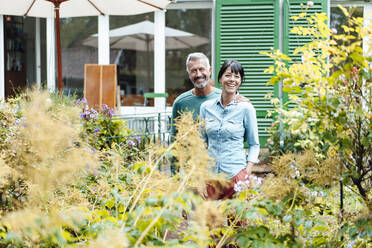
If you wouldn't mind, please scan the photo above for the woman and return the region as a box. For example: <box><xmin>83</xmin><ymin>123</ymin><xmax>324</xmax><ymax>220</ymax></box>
<box><xmin>200</xmin><ymin>59</ymin><xmax>260</xmax><ymax>200</ymax></box>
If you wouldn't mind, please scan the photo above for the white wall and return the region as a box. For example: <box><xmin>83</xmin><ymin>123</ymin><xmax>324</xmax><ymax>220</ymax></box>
<box><xmin>363</xmin><ymin>3</ymin><xmax>372</xmax><ymax>57</ymax></box>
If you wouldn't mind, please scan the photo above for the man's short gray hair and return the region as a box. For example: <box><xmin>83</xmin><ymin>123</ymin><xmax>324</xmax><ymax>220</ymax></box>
<box><xmin>186</xmin><ymin>52</ymin><xmax>210</xmax><ymax>72</ymax></box>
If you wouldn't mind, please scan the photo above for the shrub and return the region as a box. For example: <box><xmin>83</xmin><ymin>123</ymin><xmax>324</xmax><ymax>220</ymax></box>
<box><xmin>262</xmin><ymin>6</ymin><xmax>372</xmax><ymax>210</ymax></box>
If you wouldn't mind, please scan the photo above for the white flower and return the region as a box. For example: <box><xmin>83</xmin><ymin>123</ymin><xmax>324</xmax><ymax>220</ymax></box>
<box><xmin>307</xmin><ymin>1</ymin><xmax>314</xmax><ymax>7</ymax></box>
<box><xmin>234</xmin><ymin>180</ymin><xmax>250</xmax><ymax>193</ymax></box>
<box><xmin>234</xmin><ymin>175</ymin><xmax>264</xmax><ymax>192</ymax></box>
<box><xmin>249</xmin><ymin>175</ymin><xmax>263</xmax><ymax>186</ymax></box>
<box><xmin>331</xmin><ymin>28</ymin><xmax>338</xmax><ymax>35</ymax></box>
<box><xmin>290</xmin><ymin>164</ymin><xmax>300</xmax><ymax>178</ymax></box>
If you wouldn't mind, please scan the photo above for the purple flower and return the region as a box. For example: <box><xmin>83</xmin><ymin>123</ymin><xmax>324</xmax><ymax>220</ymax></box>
<box><xmin>101</xmin><ymin>104</ymin><xmax>114</xmax><ymax>118</ymax></box>
<box><xmin>76</xmin><ymin>98</ymin><xmax>88</xmax><ymax>106</ymax></box>
<box><xmin>135</xmin><ymin>136</ymin><xmax>141</xmax><ymax>144</ymax></box>
<box><xmin>80</xmin><ymin>112</ymin><xmax>89</xmax><ymax>120</ymax></box>
<box><xmin>90</xmin><ymin>108</ymin><xmax>98</xmax><ymax>115</ymax></box>
<box><xmin>15</xmin><ymin>118</ymin><xmax>22</xmax><ymax>126</ymax></box>
<box><xmin>94</xmin><ymin>127</ymin><xmax>101</xmax><ymax>134</ymax></box>
<box><xmin>128</xmin><ymin>140</ymin><xmax>136</xmax><ymax>146</ymax></box>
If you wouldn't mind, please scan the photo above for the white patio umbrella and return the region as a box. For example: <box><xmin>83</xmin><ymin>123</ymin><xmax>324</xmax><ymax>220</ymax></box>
<box><xmin>82</xmin><ymin>20</ymin><xmax>210</xmax><ymax>50</ymax></box>
<box><xmin>82</xmin><ymin>20</ymin><xmax>209</xmax><ymax>90</ymax></box>
<box><xmin>0</xmin><ymin>0</ymin><xmax>170</xmax><ymax>92</ymax></box>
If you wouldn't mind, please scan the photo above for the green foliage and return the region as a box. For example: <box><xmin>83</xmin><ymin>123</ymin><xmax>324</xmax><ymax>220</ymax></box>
<box><xmin>1</xmin><ymin>7</ymin><xmax>372</xmax><ymax>247</ymax></box>
<box><xmin>263</xmin><ymin>7</ymin><xmax>372</xmax><ymax>209</ymax></box>
<box><xmin>266</xmin><ymin>101</ymin><xmax>327</xmax><ymax>157</ymax></box>
<box><xmin>76</xmin><ymin>99</ymin><xmax>145</xmax><ymax>158</ymax></box>
<box><xmin>0</xmin><ymin>90</ymin><xmax>371</xmax><ymax>247</ymax></box>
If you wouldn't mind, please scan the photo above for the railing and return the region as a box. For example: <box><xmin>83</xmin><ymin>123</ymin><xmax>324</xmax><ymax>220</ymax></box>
<box><xmin>104</xmin><ymin>112</ymin><xmax>172</xmax><ymax>147</ymax></box>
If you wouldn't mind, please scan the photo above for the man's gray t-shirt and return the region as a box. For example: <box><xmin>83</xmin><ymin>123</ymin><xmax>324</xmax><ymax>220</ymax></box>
<box><xmin>171</xmin><ymin>88</ymin><xmax>222</xmax><ymax>138</ymax></box>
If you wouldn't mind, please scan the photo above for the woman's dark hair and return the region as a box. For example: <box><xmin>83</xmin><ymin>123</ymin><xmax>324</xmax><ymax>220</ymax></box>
<box><xmin>217</xmin><ymin>59</ymin><xmax>244</xmax><ymax>83</ymax></box>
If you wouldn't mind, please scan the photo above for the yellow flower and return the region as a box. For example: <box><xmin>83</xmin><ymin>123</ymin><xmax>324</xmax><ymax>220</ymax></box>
<box><xmin>328</xmin><ymin>149</ymin><xmax>337</xmax><ymax>157</ymax></box>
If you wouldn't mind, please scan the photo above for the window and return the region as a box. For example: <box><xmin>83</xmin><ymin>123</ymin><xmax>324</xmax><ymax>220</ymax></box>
<box><xmin>60</xmin><ymin>3</ymin><xmax>213</xmax><ymax>105</ymax></box>
<box><xmin>61</xmin><ymin>16</ymin><xmax>98</xmax><ymax>97</ymax></box>
<box><xmin>165</xmin><ymin>8</ymin><xmax>212</xmax><ymax>106</ymax></box>
<box><xmin>4</xmin><ymin>16</ymin><xmax>46</xmax><ymax>98</ymax></box>
<box><xmin>330</xmin><ymin>6</ymin><xmax>363</xmax><ymax>35</ymax></box>
<box><xmin>109</xmin><ymin>13</ymin><xmax>156</xmax><ymax>106</ymax></box>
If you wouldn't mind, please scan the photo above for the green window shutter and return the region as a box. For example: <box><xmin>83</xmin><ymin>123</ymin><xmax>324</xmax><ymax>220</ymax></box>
<box><xmin>283</xmin><ymin>0</ymin><xmax>328</xmax><ymax>106</ymax></box>
<box><xmin>216</xmin><ymin>0</ymin><xmax>280</xmax><ymax>146</ymax></box>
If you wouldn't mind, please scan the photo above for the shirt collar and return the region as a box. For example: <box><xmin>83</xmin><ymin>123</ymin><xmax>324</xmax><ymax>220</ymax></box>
<box><xmin>216</xmin><ymin>92</ymin><xmax>239</xmax><ymax>107</ymax></box>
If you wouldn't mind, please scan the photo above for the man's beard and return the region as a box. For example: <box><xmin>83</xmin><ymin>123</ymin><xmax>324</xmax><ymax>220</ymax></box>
<box><xmin>192</xmin><ymin>77</ymin><xmax>209</xmax><ymax>89</ymax></box>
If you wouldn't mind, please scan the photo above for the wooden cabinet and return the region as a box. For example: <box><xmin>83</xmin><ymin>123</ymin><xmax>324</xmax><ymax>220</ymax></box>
<box><xmin>84</xmin><ymin>64</ymin><xmax>117</xmax><ymax>110</ymax></box>
<box><xmin>4</xmin><ymin>16</ymin><xmax>27</xmax><ymax>98</ymax></box>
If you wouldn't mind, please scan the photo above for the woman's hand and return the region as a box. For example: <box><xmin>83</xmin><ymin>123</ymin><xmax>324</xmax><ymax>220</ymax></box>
<box><xmin>245</xmin><ymin>162</ymin><xmax>254</xmax><ymax>175</ymax></box>
<box><xmin>233</xmin><ymin>162</ymin><xmax>254</xmax><ymax>183</ymax></box>
<box><xmin>233</xmin><ymin>169</ymin><xmax>248</xmax><ymax>183</ymax></box>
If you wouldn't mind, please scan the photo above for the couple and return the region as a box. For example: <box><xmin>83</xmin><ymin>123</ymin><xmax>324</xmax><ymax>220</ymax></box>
<box><xmin>171</xmin><ymin>52</ymin><xmax>260</xmax><ymax>200</ymax></box>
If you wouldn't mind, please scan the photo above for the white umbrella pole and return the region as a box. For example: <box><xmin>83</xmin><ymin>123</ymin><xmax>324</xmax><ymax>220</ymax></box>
<box><xmin>154</xmin><ymin>10</ymin><xmax>166</xmax><ymax>139</ymax></box>
<box><xmin>98</xmin><ymin>15</ymin><xmax>110</xmax><ymax>65</ymax></box>
<box><xmin>154</xmin><ymin>10</ymin><xmax>165</xmax><ymax>111</ymax></box>
<box><xmin>46</xmin><ymin>17</ymin><xmax>56</xmax><ymax>93</ymax></box>
<box><xmin>146</xmin><ymin>33</ymin><xmax>151</xmax><ymax>95</ymax></box>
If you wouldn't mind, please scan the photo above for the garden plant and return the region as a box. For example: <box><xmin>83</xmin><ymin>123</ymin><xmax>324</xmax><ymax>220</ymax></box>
<box><xmin>0</xmin><ymin>6</ymin><xmax>371</xmax><ymax>248</ymax></box>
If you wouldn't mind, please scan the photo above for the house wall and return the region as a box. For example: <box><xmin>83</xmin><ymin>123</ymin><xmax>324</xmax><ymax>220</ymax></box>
<box><xmin>215</xmin><ymin>0</ymin><xmax>371</xmax><ymax>146</ymax></box>
<box><xmin>0</xmin><ymin>0</ymin><xmax>370</xmax><ymax>102</ymax></box>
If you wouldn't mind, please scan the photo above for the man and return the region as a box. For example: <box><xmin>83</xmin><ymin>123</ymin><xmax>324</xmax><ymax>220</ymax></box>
<box><xmin>171</xmin><ymin>52</ymin><xmax>249</xmax><ymax>138</ymax></box>
<box><xmin>170</xmin><ymin>52</ymin><xmax>220</xmax><ymax>139</ymax></box>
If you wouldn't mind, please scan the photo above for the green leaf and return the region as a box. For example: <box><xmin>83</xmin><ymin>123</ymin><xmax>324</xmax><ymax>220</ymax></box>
<box><xmin>146</xmin><ymin>197</ymin><xmax>158</xmax><ymax>206</ymax></box>
<box><xmin>349</xmin><ymin>226</ymin><xmax>359</xmax><ymax>238</ymax></box>
<box><xmin>304</xmin><ymin>220</ymin><xmax>313</xmax><ymax>230</ymax></box>
<box><xmin>283</xmin><ymin>215</ymin><xmax>292</xmax><ymax>223</ymax></box>
<box><xmin>294</xmin><ymin>217</ymin><xmax>305</xmax><ymax>227</ymax></box>
<box><xmin>310</xmin><ymin>225</ymin><xmax>328</xmax><ymax>233</ymax></box>
<box><xmin>244</xmin><ymin>209</ymin><xmax>258</xmax><ymax>220</ymax></box>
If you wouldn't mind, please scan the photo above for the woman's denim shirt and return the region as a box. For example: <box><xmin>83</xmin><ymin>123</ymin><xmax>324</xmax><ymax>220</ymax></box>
<box><xmin>200</xmin><ymin>97</ymin><xmax>260</xmax><ymax>178</ymax></box>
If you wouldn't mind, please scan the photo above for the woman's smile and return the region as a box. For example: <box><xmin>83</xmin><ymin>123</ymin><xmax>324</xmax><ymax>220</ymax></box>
<box><xmin>220</xmin><ymin>67</ymin><xmax>242</xmax><ymax>94</ymax></box>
